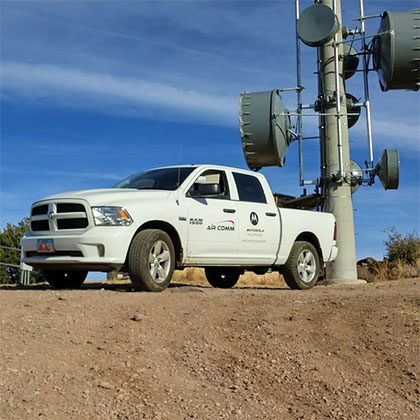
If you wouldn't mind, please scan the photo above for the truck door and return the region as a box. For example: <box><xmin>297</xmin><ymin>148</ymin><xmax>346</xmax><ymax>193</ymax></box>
<box><xmin>184</xmin><ymin>169</ymin><xmax>238</xmax><ymax>264</ymax></box>
<box><xmin>233</xmin><ymin>172</ymin><xmax>280</xmax><ymax>265</ymax></box>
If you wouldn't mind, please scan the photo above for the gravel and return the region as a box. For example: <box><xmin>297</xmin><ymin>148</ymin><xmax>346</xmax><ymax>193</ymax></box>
<box><xmin>1</xmin><ymin>278</ymin><xmax>419</xmax><ymax>419</ymax></box>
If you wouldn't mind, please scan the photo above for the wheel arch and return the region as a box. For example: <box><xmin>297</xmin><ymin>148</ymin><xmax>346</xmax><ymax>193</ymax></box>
<box><xmin>294</xmin><ymin>232</ymin><xmax>323</xmax><ymax>264</ymax></box>
<box><xmin>126</xmin><ymin>221</ymin><xmax>184</xmax><ymax>268</ymax></box>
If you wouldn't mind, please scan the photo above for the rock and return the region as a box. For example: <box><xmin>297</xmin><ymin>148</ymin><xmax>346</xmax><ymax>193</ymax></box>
<box><xmin>357</xmin><ymin>257</ymin><xmax>377</xmax><ymax>267</ymax></box>
<box><xmin>170</xmin><ymin>286</ymin><xmax>205</xmax><ymax>293</ymax></box>
<box><xmin>405</xmin><ymin>371</ymin><xmax>417</xmax><ymax>380</ymax></box>
<box><xmin>132</xmin><ymin>314</ymin><xmax>144</xmax><ymax>322</ymax></box>
<box><xmin>98</xmin><ymin>381</ymin><xmax>113</xmax><ymax>390</ymax></box>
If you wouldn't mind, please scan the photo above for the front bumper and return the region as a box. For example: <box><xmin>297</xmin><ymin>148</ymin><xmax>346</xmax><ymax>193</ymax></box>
<box><xmin>21</xmin><ymin>226</ymin><xmax>135</xmax><ymax>272</ymax></box>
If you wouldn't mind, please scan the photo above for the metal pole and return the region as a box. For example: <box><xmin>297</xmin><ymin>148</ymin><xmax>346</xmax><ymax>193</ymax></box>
<box><xmin>332</xmin><ymin>0</ymin><xmax>344</xmax><ymax>177</ymax></box>
<box><xmin>318</xmin><ymin>46</ymin><xmax>327</xmax><ymax>201</ymax></box>
<box><xmin>319</xmin><ymin>0</ymin><xmax>361</xmax><ymax>284</ymax></box>
<box><xmin>295</xmin><ymin>0</ymin><xmax>304</xmax><ymax>186</ymax></box>
<box><xmin>359</xmin><ymin>0</ymin><xmax>374</xmax><ymax>169</ymax></box>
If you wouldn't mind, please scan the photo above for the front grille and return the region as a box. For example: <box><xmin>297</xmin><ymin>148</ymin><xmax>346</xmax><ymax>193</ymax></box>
<box><xmin>31</xmin><ymin>220</ymin><xmax>49</xmax><ymax>231</ymax></box>
<box><xmin>26</xmin><ymin>251</ymin><xmax>84</xmax><ymax>258</ymax></box>
<box><xmin>32</xmin><ymin>205</ymin><xmax>48</xmax><ymax>216</ymax></box>
<box><xmin>57</xmin><ymin>218</ymin><xmax>89</xmax><ymax>230</ymax></box>
<box><xmin>57</xmin><ymin>203</ymin><xmax>85</xmax><ymax>213</ymax></box>
<box><xmin>30</xmin><ymin>200</ymin><xmax>89</xmax><ymax>232</ymax></box>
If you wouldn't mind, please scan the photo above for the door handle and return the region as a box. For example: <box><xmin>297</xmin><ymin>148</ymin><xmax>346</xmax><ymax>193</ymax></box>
<box><xmin>266</xmin><ymin>212</ymin><xmax>277</xmax><ymax>217</ymax></box>
<box><xmin>223</xmin><ymin>208</ymin><xmax>236</xmax><ymax>214</ymax></box>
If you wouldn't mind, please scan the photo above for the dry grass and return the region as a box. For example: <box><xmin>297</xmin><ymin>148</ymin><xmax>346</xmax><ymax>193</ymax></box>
<box><xmin>387</xmin><ymin>259</ymin><xmax>420</xmax><ymax>280</ymax></box>
<box><xmin>107</xmin><ymin>268</ymin><xmax>287</xmax><ymax>288</ymax></box>
<box><xmin>172</xmin><ymin>267</ymin><xmax>287</xmax><ymax>288</ymax></box>
<box><xmin>357</xmin><ymin>258</ymin><xmax>420</xmax><ymax>283</ymax></box>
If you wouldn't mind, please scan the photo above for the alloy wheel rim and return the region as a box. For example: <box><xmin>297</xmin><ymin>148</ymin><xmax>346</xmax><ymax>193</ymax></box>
<box><xmin>148</xmin><ymin>240</ymin><xmax>171</xmax><ymax>284</ymax></box>
<box><xmin>297</xmin><ymin>250</ymin><xmax>316</xmax><ymax>283</ymax></box>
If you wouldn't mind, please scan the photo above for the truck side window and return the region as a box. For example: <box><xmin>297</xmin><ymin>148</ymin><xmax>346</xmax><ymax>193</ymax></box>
<box><xmin>233</xmin><ymin>172</ymin><xmax>267</xmax><ymax>203</ymax></box>
<box><xmin>188</xmin><ymin>170</ymin><xmax>230</xmax><ymax>200</ymax></box>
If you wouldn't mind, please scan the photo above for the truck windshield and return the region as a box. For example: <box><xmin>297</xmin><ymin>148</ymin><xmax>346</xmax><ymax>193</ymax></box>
<box><xmin>114</xmin><ymin>167</ymin><xmax>196</xmax><ymax>191</ymax></box>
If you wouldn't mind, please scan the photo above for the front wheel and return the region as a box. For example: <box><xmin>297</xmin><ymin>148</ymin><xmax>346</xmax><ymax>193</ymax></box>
<box><xmin>128</xmin><ymin>229</ymin><xmax>175</xmax><ymax>292</ymax></box>
<box><xmin>283</xmin><ymin>241</ymin><xmax>320</xmax><ymax>290</ymax></box>
<box><xmin>44</xmin><ymin>270</ymin><xmax>88</xmax><ymax>289</ymax></box>
<box><xmin>204</xmin><ymin>268</ymin><xmax>241</xmax><ymax>289</ymax></box>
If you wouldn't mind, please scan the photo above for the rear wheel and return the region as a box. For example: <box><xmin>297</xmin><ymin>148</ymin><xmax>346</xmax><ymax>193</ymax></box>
<box><xmin>128</xmin><ymin>229</ymin><xmax>175</xmax><ymax>292</ymax></box>
<box><xmin>44</xmin><ymin>270</ymin><xmax>87</xmax><ymax>289</ymax></box>
<box><xmin>283</xmin><ymin>241</ymin><xmax>320</xmax><ymax>290</ymax></box>
<box><xmin>204</xmin><ymin>268</ymin><xmax>241</xmax><ymax>289</ymax></box>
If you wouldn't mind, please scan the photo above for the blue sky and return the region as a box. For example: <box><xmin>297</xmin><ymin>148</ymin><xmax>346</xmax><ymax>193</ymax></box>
<box><xmin>1</xmin><ymin>0</ymin><xmax>419</xmax><ymax>262</ymax></box>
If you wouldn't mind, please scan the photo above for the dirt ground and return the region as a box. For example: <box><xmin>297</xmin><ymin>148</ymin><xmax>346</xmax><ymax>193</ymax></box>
<box><xmin>1</xmin><ymin>276</ymin><xmax>419</xmax><ymax>420</ymax></box>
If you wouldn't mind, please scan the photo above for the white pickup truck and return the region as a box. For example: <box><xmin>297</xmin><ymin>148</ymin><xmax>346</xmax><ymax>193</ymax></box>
<box><xmin>21</xmin><ymin>165</ymin><xmax>337</xmax><ymax>291</ymax></box>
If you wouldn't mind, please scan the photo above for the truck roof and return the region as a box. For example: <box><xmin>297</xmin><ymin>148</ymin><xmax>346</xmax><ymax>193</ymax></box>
<box><xmin>151</xmin><ymin>164</ymin><xmax>263</xmax><ymax>177</ymax></box>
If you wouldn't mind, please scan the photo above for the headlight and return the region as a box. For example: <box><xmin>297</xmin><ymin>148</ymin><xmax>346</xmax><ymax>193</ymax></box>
<box><xmin>92</xmin><ymin>207</ymin><xmax>133</xmax><ymax>226</ymax></box>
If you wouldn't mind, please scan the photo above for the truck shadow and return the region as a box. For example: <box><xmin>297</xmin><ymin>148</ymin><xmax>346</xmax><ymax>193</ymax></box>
<box><xmin>0</xmin><ymin>282</ymin><xmax>289</xmax><ymax>292</ymax></box>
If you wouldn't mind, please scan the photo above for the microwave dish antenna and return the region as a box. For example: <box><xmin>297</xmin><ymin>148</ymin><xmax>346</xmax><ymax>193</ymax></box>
<box><xmin>297</xmin><ymin>4</ymin><xmax>339</xmax><ymax>47</ymax></box>
<box><xmin>343</xmin><ymin>44</ymin><xmax>359</xmax><ymax>80</ymax></box>
<box><xmin>349</xmin><ymin>160</ymin><xmax>363</xmax><ymax>194</ymax></box>
<box><xmin>374</xmin><ymin>149</ymin><xmax>400</xmax><ymax>190</ymax></box>
<box><xmin>239</xmin><ymin>90</ymin><xmax>292</xmax><ymax>171</ymax></box>
<box><xmin>345</xmin><ymin>93</ymin><xmax>361</xmax><ymax>129</ymax></box>
<box><xmin>373</xmin><ymin>9</ymin><xmax>420</xmax><ymax>91</ymax></box>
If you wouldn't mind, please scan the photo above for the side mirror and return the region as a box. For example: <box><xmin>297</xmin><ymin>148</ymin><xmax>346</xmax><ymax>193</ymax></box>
<box><xmin>190</xmin><ymin>183</ymin><xmax>221</xmax><ymax>197</ymax></box>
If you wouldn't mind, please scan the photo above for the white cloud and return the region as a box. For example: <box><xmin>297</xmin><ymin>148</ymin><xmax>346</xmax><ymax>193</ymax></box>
<box><xmin>370</xmin><ymin>118</ymin><xmax>420</xmax><ymax>152</ymax></box>
<box><xmin>1</xmin><ymin>61</ymin><xmax>238</xmax><ymax>126</ymax></box>
<box><xmin>2</xmin><ymin>167</ymin><xmax>120</xmax><ymax>181</ymax></box>
<box><xmin>342</xmin><ymin>114</ymin><xmax>420</xmax><ymax>155</ymax></box>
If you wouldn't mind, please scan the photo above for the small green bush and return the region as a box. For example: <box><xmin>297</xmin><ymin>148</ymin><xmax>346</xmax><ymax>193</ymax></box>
<box><xmin>0</xmin><ymin>218</ymin><xmax>44</xmax><ymax>284</ymax></box>
<box><xmin>385</xmin><ymin>228</ymin><xmax>420</xmax><ymax>264</ymax></box>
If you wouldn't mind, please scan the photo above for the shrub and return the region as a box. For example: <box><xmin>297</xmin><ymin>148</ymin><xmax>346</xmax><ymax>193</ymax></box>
<box><xmin>0</xmin><ymin>218</ymin><xmax>44</xmax><ymax>284</ymax></box>
<box><xmin>385</xmin><ymin>228</ymin><xmax>420</xmax><ymax>264</ymax></box>
<box><xmin>357</xmin><ymin>229</ymin><xmax>420</xmax><ymax>282</ymax></box>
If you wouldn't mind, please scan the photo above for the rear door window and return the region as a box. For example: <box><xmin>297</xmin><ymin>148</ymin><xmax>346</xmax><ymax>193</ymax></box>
<box><xmin>233</xmin><ymin>172</ymin><xmax>267</xmax><ymax>203</ymax></box>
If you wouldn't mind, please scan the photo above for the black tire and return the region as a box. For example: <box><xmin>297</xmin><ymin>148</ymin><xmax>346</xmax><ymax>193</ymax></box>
<box><xmin>44</xmin><ymin>270</ymin><xmax>87</xmax><ymax>289</ymax></box>
<box><xmin>128</xmin><ymin>229</ymin><xmax>175</xmax><ymax>292</ymax></box>
<box><xmin>204</xmin><ymin>268</ymin><xmax>241</xmax><ymax>289</ymax></box>
<box><xmin>283</xmin><ymin>241</ymin><xmax>320</xmax><ymax>290</ymax></box>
